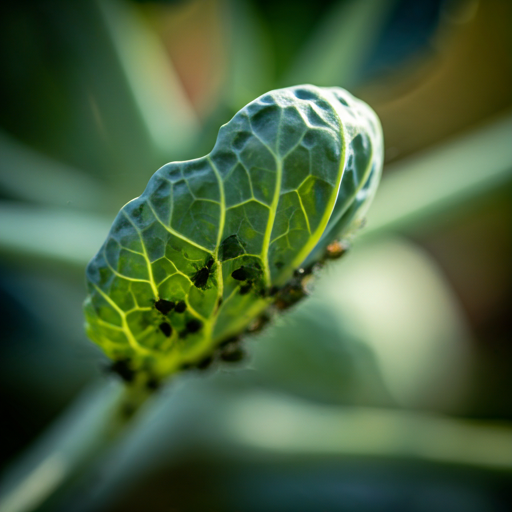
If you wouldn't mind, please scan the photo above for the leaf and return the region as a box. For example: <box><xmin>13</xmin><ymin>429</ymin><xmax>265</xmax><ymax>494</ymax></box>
<box><xmin>84</xmin><ymin>85</ymin><xmax>383</xmax><ymax>381</ymax></box>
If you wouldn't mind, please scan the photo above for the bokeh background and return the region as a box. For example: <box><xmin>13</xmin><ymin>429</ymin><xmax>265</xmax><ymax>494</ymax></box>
<box><xmin>1</xmin><ymin>0</ymin><xmax>511</xmax><ymax>511</ymax></box>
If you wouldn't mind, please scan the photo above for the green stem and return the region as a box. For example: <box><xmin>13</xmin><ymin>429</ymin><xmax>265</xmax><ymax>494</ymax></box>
<box><xmin>0</xmin><ymin>380</ymin><xmax>152</xmax><ymax>512</ymax></box>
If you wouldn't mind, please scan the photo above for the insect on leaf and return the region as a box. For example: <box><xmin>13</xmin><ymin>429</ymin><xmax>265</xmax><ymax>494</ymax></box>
<box><xmin>84</xmin><ymin>85</ymin><xmax>383</xmax><ymax>381</ymax></box>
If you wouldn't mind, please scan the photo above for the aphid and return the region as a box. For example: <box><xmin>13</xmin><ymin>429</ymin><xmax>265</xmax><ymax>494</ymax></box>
<box><xmin>231</xmin><ymin>265</ymin><xmax>260</xmax><ymax>281</ymax></box>
<box><xmin>154</xmin><ymin>298</ymin><xmax>175</xmax><ymax>315</ymax></box>
<box><xmin>231</xmin><ymin>266</ymin><xmax>249</xmax><ymax>281</ymax></box>
<box><xmin>159</xmin><ymin>322</ymin><xmax>172</xmax><ymax>337</ymax></box>
<box><xmin>219</xmin><ymin>234</ymin><xmax>245</xmax><ymax>261</ymax></box>
<box><xmin>196</xmin><ymin>355</ymin><xmax>213</xmax><ymax>370</ymax></box>
<box><xmin>175</xmin><ymin>300</ymin><xmax>187</xmax><ymax>313</ymax></box>
<box><xmin>186</xmin><ymin>319</ymin><xmax>203</xmax><ymax>333</ymax></box>
<box><xmin>247</xmin><ymin>312</ymin><xmax>271</xmax><ymax>333</ymax></box>
<box><xmin>219</xmin><ymin>343</ymin><xmax>245</xmax><ymax>363</ymax></box>
<box><xmin>274</xmin><ymin>280</ymin><xmax>307</xmax><ymax>310</ymax></box>
<box><xmin>268</xmin><ymin>285</ymin><xmax>280</xmax><ymax>296</ymax></box>
<box><xmin>146</xmin><ymin>377</ymin><xmax>160</xmax><ymax>390</ymax></box>
<box><xmin>109</xmin><ymin>359</ymin><xmax>135</xmax><ymax>382</ymax></box>
<box><xmin>218</xmin><ymin>335</ymin><xmax>241</xmax><ymax>348</ymax></box>
<box><xmin>325</xmin><ymin>240</ymin><xmax>349</xmax><ymax>260</ymax></box>
<box><xmin>239</xmin><ymin>283</ymin><xmax>252</xmax><ymax>295</ymax></box>
<box><xmin>192</xmin><ymin>257</ymin><xmax>215</xmax><ymax>289</ymax></box>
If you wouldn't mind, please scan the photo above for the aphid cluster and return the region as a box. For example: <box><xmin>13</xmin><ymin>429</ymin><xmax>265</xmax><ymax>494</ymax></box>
<box><xmin>107</xmin><ymin>358</ymin><xmax>161</xmax><ymax>392</ymax></box>
<box><xmin>105</xmin><ymin>235</ymin><xmax>352</xmax><ymax>390</ymax></box>
<box><xmin>152</xmin><ymin>295</ymin><xmax>188</xmax><ymax>340</ymax></box>
<box><xmin>192</xmin><ymin>257</ymin><xmax>214</xmax><ymax>289</ymax></box>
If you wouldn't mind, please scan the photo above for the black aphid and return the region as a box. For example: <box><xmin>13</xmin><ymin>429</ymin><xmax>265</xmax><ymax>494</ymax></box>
<box><xmin>274</xmin><ymin>280</ymin><xmax>307</xmax><ymax>310</ymax></box>
<box><xmin>232</xmin><ymin>266</ymin><xmax>249</xmax><ymax>281</ymax></box>
<box><xmin>159</xmin><ymin>322</ymin><xmax>172</xmax><ymax>337</ymax></box>
<box><xmin>239</xmin><ymin>283</ymin><xmax>252</xmax><ymax>295</ymax></box>
<box><xmin>110</xmin><ymin>359</ymin><xmax>135</xmax><ymax>382</ymax></box>
<box><xmin>196</xmin><ymin>355</ymin><xmax>213</xmax><ymax>370</ymax></box>
<box><xmin>247</xmin><ymin>312</ymin><xmax>271</xmax><ymax>333</ymax></box>
<box><xmin>219</xmin><ymin>335</ymin><xmax>241</xmax><ymax>348</ymax></box>
<box><xmin>146</xmin><ymin>378</ymin><xmax>160</xmax><ymax>390</ymax></box>
<box><xmin>186</xmin><ymin>319</ymin><xmax>203</xmax><ymax>333</ymax></box>
<box><xmin>154</xmin><ymin>298</ymin><xmax>175</xmax><ymax>315</ymax></box>
<box><xmin>192</xmin><ymin>257</ymin><xmax>215</xmax><ymax>289</ymax></box>
<box><xmin>220</xmin><ymin>345</ymin><xmax>245</xmax><ymax>363</ymax></box>
<box><xmin>232</xmin><ymin>265</ymin><xmax>261</xmax><ymax>281</ymax></box>
<box><xmin>175</xmin><ymin>300</ymin><xmax>187</xmax><ymax>313</ymax></box>
<box><xmin>219</xmin><ymin>234</ymin><xmax>245</xmax><ymax>261</ymax></box>
<box><xmin>268</xmin><ymin>285</ymin><xmax>280</xmax><ymax>296</ymax></box>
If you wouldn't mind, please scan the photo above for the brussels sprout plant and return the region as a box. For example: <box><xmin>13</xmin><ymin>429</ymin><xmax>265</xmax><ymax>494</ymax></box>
<box><xmin>0</xmin><ymin>85</ymin><xmax>382</xmax><ymax>512</ymax></box>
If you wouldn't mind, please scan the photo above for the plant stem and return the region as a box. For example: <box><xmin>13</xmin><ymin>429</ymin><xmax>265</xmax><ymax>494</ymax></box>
<box><xmin>0</xmin><ymin>380</ymin><xmax>152</xmax><ymax>512</ymax></box>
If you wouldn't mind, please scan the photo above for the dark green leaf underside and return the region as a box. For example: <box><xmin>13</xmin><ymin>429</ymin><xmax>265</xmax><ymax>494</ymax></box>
<box><xmin>84</xmin><ymin>85</ymin><xmax>383</xmax><ymax>378</ymax></box>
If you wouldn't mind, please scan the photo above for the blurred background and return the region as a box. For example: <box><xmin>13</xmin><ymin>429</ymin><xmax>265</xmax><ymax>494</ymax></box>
<box><xmin>0</xmin><ymin>0</ymin><xmax>511</xmax><ymax>511</ymax></box>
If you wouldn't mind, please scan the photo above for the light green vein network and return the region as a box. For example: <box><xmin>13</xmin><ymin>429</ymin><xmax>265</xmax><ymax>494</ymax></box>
<box><xmin>84</xmin><ymin>84</ymin><xmax>383</xmax><ymax>379</ymax></box>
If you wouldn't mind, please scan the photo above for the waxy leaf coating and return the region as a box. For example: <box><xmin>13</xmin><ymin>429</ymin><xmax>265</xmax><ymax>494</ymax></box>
<box><xmin>84</xmin><ymin>85</ymin><xmax>383</xmax><ymax>380</ymax></box>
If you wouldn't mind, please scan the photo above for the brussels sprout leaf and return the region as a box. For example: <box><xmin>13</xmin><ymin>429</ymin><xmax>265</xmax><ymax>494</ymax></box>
<box><xmin>84</xmin><ymin>85</ymin><xmax>383</xmax><ymax>382</ymax></box>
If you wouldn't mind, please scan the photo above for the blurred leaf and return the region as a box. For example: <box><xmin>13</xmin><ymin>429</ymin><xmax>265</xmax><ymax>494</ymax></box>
<box><xmin>0</xmin><ymin>202</ymin><xmax>111</xmax><ymax>267</ymax></box>
<box><xmin>365</xmin><ymin>111</ymin><xmax>512</xmax><ymax>236</ymax></box>
<box><xmin>224</xmin><ymin>390</ymin><xmax>512</xmax><ymax>469</ymax></box>
<box><xmin>84</xmin><ymin>85</ymin><xmax>382</xmax><ymax>380</ymax></box>
<box><xmin>315</xmin><ymin>236</ymin><xmax>472</xmax><ymax>412</ymax></box>
<box><xmin>283</xmin><ymin>0</ymin><xmax>398</xmax><ymax>88</ymax></box>
<box><xmin>251</xmin><ymin>299</ymin><xmax>391</xmax><ymax>406</ymax></box>
<box><xmin>222</xmin><ymin>0</ymin><xmax>274</xmax><ymax>110</ymax></box>
<box><xmin>97</xmin><ymin>0</ymin><xmax>200</xmax><ymax>158</ymax></box>
<box><xmin>0</xmin><ymin>131</ymin><xmax>111</xmax><ymax>211</ymax></box>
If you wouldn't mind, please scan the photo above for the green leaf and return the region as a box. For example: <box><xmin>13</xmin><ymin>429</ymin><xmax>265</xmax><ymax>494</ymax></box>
<box><xmin>84</xmin><ymin>85</ymin><xmax>383</xmax><ymax>381</ymax></box>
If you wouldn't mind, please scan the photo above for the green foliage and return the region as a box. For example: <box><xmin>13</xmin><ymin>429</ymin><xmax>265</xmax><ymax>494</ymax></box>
<box><xmin>84</xmin><ymin>85</ymin><xmax>383</xmax><ymax>382</ymax></box>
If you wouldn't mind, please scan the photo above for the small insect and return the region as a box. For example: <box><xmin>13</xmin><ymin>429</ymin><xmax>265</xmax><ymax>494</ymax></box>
<box><xmin>109</xmin><ymin>359</ymin><xmax>135</xmax><ymax>382</ymax></box>
<box><xmin>219</xmin><ymin>234</ymin><xmax>246</xmax><ymax>261</ymax></box>
<box><xmin>232</xmin><ymin>266</ymin><xmax>249</xmax><ymax>281</ymax></box>
<box><xmin>196</xmin><ymin>355</ymin><xmax>213</xmax><ymax>370</ymax></box>
<box><xmin>268</xmin><ymin>285</ymin><xmax>280</xmax><ymax>296</ymax></box>
<box><xmin>175</xmin><ymin>300</ymin><xmax>187</xmax><ymax>313</ymax></box>
<box><xmin>186</xmin><ymin>319</ymin><xmax>203</xmax><ymax>333</ymax></box>
<box><xmin>146</xmin><ymin>377</ymin><xmax>160</xmax><ymax>390</ymax></box>
<box><xmin>154</xmin><ymin>298</ymin><xmax>175</xmax><ymax>315</ymax></box>
<box><xmin>247</xmin><ymin>312</ymin><xmax>271</xmax><ymax>333</ymax></box>
<box><xmin>159</xmin><ymin>322</ymin><xmax>172</xmax><ymax>337</ymax></box>
<box><xmin>274</xmin><ymin>280</ymin><xmax>307</xmax><ymax>310</ymax></box>
<box><xmin>325</xmin><ymin>240</ymin><xmax>349</xmax><ymax>260</ymax></box>
<box><xmin>218</xmin><ymin>335</ymin><xmax>241</xmax><ymax>347</ymax></box>
<box><xmin>239</xmin><ymin>283</ymin><xmax>252</xmax><ymax>295</ymax></box>
<box><xmin>219</xmin><ymin>342</ymin><xmax>245</xmax><ymax>363</ymax></box>
<box><xmin>231</xmin><ymin>265</ymin><xmax>260</xmax><ymax>281</ymax></box>
<box><xmin>192</xmin><ymin>257</ymin><xmax>215</xmax><ymax>289</ymax></box>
